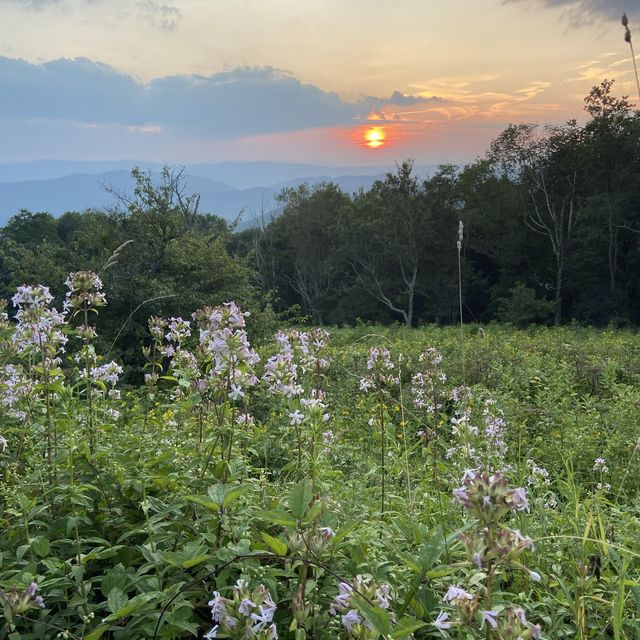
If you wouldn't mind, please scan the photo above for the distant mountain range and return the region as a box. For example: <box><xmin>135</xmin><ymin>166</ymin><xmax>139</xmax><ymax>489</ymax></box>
<box><xmin>0</xmin><ymin>160</ymin><xmax>438</xmax><ymax>227</ymax></box>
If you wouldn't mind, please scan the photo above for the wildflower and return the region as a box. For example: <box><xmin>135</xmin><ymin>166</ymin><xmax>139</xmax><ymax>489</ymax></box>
<box><xmin>461</xmin><ymin>468</ymin><xmax>477</xmax><ymax>483</ymax></box>
<box><xmin>481</xmin><ymin>610</ymin><xmax>499</xmax><ymax>630</ymax></box>
<box><xmin>148</xmin><ymin>316</ymin><xmax>168</xmax><ymax>341</ymax></box>
<box><xmin>239</xmin><ymin>598</ymin><xmax>256</xmax><ymax>616</ymax></box>
<box><xmin>251</xmin><ymin>602</ymin><xmax>276</xmax><ymax>631</ymax></box>
<box><xmin>64</xmin><ymin>271</ymin><xmax>107</xmax><ymax>314</ymax></box>
<box><xmin>208</xmin><ymin>591</ymin><xmax>226</xmax><ymax>622</ymax></box>
<box><xmin>443</xmin><ymin>586</ymin><xmax>473</xmax><ymax>604</ymax></box>
<box><xmin>506</xmin><ymin>487</ymin><xmax>530</xmax><ymax>512</ymax></box>
<box><xmin>330</xmin><ymin>582</ymin><xmax>353</xmax><ymax>614</ymax></box>
<box><xmin>593</xmin><ymin>457</ymin><xmax>609</xmax><ymax>473</ymax></box>
<box><xmin>341</xmin><ymin>609</ymin><xmax>361</xmax><ymax>633</ymax></box>
<box><xmin>288</xmin><ymin>410</ymin><xmax>304</xmax><ymax>425</ymax></box>
<box><xmin>433</xmin><ymin>611</ymin><xmax>452</xmax><ymax>630</ymax></box>
<box><xmin>375</xmin><ymin>583</ymin><xmax>392</xmax><ymax>609</ymax></box>
<box><xmin>165</xmin><ymin>316</ymin><xmax>191</xmax><ymax>343</ymax></box>
<box><xmin>322</xmin><ymin>430</ymin><xmax>335</xmax><ymax>445</ymax></box>
<box><xmin>237</xmin><ymin>413</ymin><xmax>255</xmax><ymax>426</ymax></box>
<box><xmin>90</xmin><ymin>361</ymin><xmax>123</xmax><ymax>387</ymax></box>
<box><xmin>527</xmin><ymin>459</ymin><xmax>550</xmax><ymax>486</ymax></box>
<box><xmin>229</xmin><ymin>384</ymin><xmax>245</xmax><ymax>401</ymax></box>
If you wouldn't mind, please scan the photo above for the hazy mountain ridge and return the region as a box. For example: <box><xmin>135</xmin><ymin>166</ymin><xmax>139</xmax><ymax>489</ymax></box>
<box><xmin>0</xmin><ymin>160</ymin><xmax>438</xmax><ymax>226</ymax></box>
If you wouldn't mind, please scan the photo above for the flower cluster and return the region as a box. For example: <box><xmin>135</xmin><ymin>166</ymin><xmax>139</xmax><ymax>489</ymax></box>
<box><xmin>191</xmin><ymin>302</ymin><xmax>260</xmax><ymax>399</ymax></box>
<box><xmin>284</xmin><ymin>522</ymin><xmax>335</xmax><ymax>558</ymax></box>
<box><xmin>161</xmin><ymin>303</ymin><xmax>260</xmax><ymax>405</ymax></box>
<box><xmin>0</xmin><ymin>582</ymin><xmax>45</xmax><ymax>624</ymax></box>
<box><xmin>593</xmin><ymin>457</ymin><xmax>611</xmax><ymax>491</ymax></box>
<box><xmin>64</xmin><ymin>271</ymin><xmax>107</xmax><ymax>316</ymax></box>
<box><xmin>206</xmin><ymin>579</ymin><xmax>277</xmax><ymax>639</ymax></box>
<box><xmin>11</xmin><ymin>285</ymin><xmax>67</xmax><ymax>363</ymax></box>
<box><xmin>300</xmin><ymin>388</ymin><xmax>330</xmax><ymax>423</ymax></box>
<box><xmin>329</xmin><ymin>575</ymin><xmax>394</xmax><ymax>638</ymax></box>
<box><xmin>275</xmin><ymin>328</ymin><xmax>331</xmax><ymax>373</ymax></box>
<box><xmin>593</xmin><ymin>457</ymin><xmax>609</xmax><ymax>473</ymax></box>
<box><xmin>482</xmin><ymin>399</ymin><xmax>508</xmax><ymax>460</ymax></box>
<box><xmin>487</xmin><ymin>607</ymin><xmax>541</xmax><ymax>639</ymax></box>
<box><xmin>166</xmin><ymin>316</ymin><xmax>191</xmax><ymax>345</ymax></box>
<box><xmin>262</xmin><ymin>351</ymin><xmax>302</xmax><ymax>398</ymax></box>
<box><xmin>453</xmin><ymin>469</ymin><xmax>529</xmax><ymax>525</ymax></box>
<box><xmin>444</xmin><ymin>388</ymin><xmax>512</xmax><ymax>473</ymax></box>
<box><xmin>411</xmin><ymin>347</ymin><xmax>447</xmax><ymax>413</ymax></box>
<box><xmin>90</xmin><ymin>361</ymin><xmax>123</xmax><ymax>387</ymax></box>
<box><xmin>0</xmin><ymin>363</ymin><xmax>37</xmax><ymax>420</ymax></box>
<box><xmin>360</xmin><ymin>347</ymin><xmax>397</xmax><ymax>392</ymax></box>
<box><xmin>526</xmin><ymin>459</ymin><xmax>550</xmax><ymax>486</ymax></box>
<box><xmin>434</xmin><ymin>470</ymin><xmax>541</xmax><ymax>638</ymax></box>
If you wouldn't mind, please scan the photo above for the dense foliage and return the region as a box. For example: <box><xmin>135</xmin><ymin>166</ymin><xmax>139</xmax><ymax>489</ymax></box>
<box><xmin>0</xmin><ymin>273</ymin><xmax>639</xmax><ymax>639</ymax></box>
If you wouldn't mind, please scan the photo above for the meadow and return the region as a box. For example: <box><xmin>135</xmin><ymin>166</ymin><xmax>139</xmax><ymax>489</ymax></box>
<box><xmin>1</xmin><ymin>273</ymin><xmax>639</xmax><ymax>639</ymax></box>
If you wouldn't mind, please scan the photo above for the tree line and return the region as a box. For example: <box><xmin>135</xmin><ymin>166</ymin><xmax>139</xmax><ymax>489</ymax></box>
<box><xmin>1</xmin><ymin>80</ymin><xmax>640</xmax><ymax>363</ymax></box>
<box><xmin>237</xmin><ymin>81</ymin><xmax>640</xmax><ymax>327</ymax></box>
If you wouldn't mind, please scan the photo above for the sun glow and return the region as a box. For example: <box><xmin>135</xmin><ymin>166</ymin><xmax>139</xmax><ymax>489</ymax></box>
<box><xmin>364</xmin><ymin>127</ymin><xmax>385</xmax><ymax>148</ymax></box>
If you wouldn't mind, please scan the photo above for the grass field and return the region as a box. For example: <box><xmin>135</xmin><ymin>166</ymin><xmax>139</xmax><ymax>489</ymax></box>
<box><xmin>1</xmin><ymin>278</ymin><xmax>639</xmax><ymax>639</ymax></box>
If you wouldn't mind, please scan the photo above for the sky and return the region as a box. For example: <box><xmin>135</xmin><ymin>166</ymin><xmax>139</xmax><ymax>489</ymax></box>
<box><xmin>1</xmin><ymin>0</ymin><xmax>638</xmax><ymax>166</ymax></box>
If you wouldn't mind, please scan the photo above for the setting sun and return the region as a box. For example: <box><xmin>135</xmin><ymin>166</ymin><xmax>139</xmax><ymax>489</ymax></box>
<box><xmin>364</xmin><ymin>127</ymin><xmax>385</xmax><ymax>148</ymax></box>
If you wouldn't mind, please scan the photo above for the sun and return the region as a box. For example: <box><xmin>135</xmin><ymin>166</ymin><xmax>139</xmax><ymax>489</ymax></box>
<box><xmin>364</xmin><ymin>127</ymin><xmax>385</xmax><ymax>148</ymax></box>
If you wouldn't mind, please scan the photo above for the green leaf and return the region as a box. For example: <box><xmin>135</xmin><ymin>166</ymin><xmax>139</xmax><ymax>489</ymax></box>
<box><xmin>107</xmin><ymin>587</ymin><xmax>129</xmax><ymax>614</ymax></box>
<box><xmin>31</xmin><ymin>537</ymin><xmax>50</xmax><ymax>558</ymax></box>
<box><xmin>182</xmin><ymin>555</ymin><xmax>212</xmax><ymax>569</ymax></box>
<box><xmin>391</xmin><ymin>616</ymin><xmax>428</xmax><ymax>639</ymax></box>
<box><xmin>101</xmin><ymin>564</ymin><xmax>129</xmax><ymax>597</ymax></box>
<box><xmin>288</xmin><ymin>479</ymin><xmax>313</xmax><ymax>520</ymax></box>
<box><xmin>222</xmin><ymin>485</ymin><xmax>249</xmax><ymax>509</ymax></box>
<box><xmin>103</xmin><ymin>592</ymin><xmax>157</xmax><ymax>622</ymax></box>
<box><xmin>399</xmin><ymin>552</ymin><xmax>422</xmax><ymax>574</ymax></box>
<box><xmin>352</xmin><ymin>594</ymin><xmax>392</xmax><ymax>636</ymax></box>
<box><xmin>261</xmin><ymin>533</ymin><xmax>288</xmax><ymax>556</ymax></box>
<box><xmin>185</xmin><ymin>495</ymin><xmax>221</xmax><ymax>511</ymax></box>
<box><xmin>331</xmin><ymin>522</ymin><xmax>357</xmax><ymax>546</ymax></box>
<box><xmin>207</xmin><ymin>483</ymin><xmax>228</xmax><ymax>506</ymax></box>
<box><xmin>302</xmin><ymin>500</ymin><xmax>323</xmax><ymax>525</ymax></box>
<box><xmin>256</xmin><ymin>510</ymin><xmax>298</xmax><ymax>528</ymax></box>
<box><xmin>84</xmin><ymin>624</ymin><xmax>110</xmax><ymax>640</ymax></box>
<box><xmin>418</xmin><ymin>535</ymin><xmax>446</xmax><ymax>572</ymax></box>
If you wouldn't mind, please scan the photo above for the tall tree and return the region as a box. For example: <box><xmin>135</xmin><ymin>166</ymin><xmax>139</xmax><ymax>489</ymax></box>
<box><xmin>582</xmin><ymin>80</ymin><xmax>640</xmax><ymax>298</ymax></box>
<box><xmin>261</xmin><ymin>183</ymin><xmax>350</xmax><ymax>322</ymax></box>
<box><xmin>347</xmin><ymin>162</ymin><xmax>420</xmax><ymax>326</ymax></box>
<box><xmin>490</xmin><ymin>122</ymin><xmax>585</xmax><ymax>325</ymax></box>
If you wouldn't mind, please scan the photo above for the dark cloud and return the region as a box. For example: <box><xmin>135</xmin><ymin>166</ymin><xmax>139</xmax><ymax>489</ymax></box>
<box><xmin>506</xmin><ymin>0</ymin><xmax>637</xmax><ymax>22</ymax></box>
<box><xmin>0</xmin><ymin>56</ymin><xmax>445</xmax><ymax>137</ymax></box>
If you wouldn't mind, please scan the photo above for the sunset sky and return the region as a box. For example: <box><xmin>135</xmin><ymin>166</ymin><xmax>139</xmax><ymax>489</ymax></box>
<box><xmin>1</xmin><ymin>0</ymin><xmax>638</xmax><ymax>166</ymax></box>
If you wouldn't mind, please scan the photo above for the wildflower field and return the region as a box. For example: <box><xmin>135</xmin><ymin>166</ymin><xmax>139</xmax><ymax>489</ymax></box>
<box><xmin>1</xmin><ymin>274</ymin><xmax>640</xmax><ymax>640</ymax></box>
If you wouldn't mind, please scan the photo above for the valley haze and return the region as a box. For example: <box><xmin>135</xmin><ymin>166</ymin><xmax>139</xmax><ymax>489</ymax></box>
<box><xmin>0</xmin><ymin>160</ymin><xmax>437</xmax><ymax>226</ymax></box>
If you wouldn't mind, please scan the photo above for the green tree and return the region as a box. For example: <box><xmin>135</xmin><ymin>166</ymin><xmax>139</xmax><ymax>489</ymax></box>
<box><xmin>489</xmin><ymin>121</ymin><xmax>586</xmax><ymax>325</ymax></box>
<box><xmin>261</xmin><ymin>183</ymin><xmax>351</xmax><ymax>323</ymax></box>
